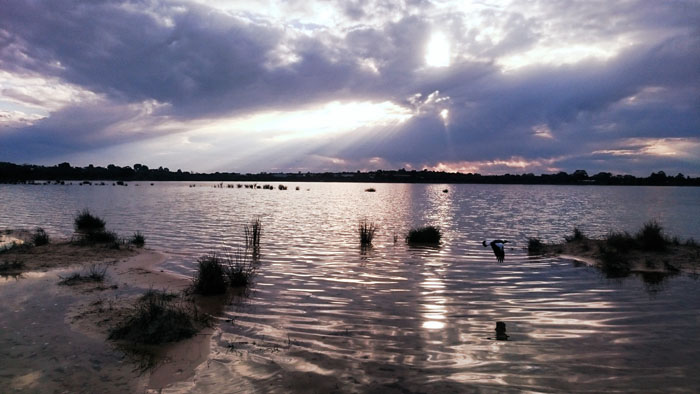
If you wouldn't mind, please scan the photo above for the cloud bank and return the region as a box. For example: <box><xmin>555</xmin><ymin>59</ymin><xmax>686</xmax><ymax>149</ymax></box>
<box><xmin>1</xmin><ymin>0</ymin><xmax>699</xmax><ymax>175</ymax></box>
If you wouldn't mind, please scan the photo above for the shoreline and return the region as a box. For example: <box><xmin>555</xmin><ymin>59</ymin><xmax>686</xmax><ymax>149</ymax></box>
<box><xmin>1</xmin><ymin>240</ymin><xmax>216</xmax><ymax>392</ymax></box>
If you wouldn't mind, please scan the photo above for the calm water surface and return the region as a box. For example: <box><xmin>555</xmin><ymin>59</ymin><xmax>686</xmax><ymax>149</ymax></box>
<box><xmin>1</xmin><ymin>182</ymin><xmax>700</xmax><ymax>392</ymax></box>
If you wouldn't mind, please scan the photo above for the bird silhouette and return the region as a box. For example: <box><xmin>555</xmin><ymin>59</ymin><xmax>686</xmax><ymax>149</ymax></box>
<box><xmin>483</xmin><ymin>239</ymin><xmax>509</xmax><ymax>262</ymax></box>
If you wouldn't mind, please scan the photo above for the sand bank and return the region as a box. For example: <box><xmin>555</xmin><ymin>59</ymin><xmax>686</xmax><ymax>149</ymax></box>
<box><xmin>538</xmin><ymin>238</ymin><xmax>700</xmax><ymax>276</ymax></box>
<box><xmin>0</xmin><ymin>240</ymin><xmax>216</xmax><ymax>393</ymax></box>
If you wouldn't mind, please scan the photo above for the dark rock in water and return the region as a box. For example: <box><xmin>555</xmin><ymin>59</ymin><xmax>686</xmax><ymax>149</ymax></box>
<box><xmin>495</xmin><ymin>321</ymin><xmax>509</xmax><ymax>341</ymax></box>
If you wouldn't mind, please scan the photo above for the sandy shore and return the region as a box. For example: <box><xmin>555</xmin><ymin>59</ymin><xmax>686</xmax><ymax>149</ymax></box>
<box><xmin>0</xmin><ymin>239</ymin><xmax>216</xmax><ymax>393</ymax></box>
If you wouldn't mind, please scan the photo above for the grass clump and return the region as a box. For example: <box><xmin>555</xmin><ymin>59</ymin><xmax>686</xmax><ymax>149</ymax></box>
<box><xmin>74</xmin><ymin>209</ymin><xmax>106</xmax><ymax>233</ymax></box>
<box><xmin>527</xmin><ymin>238</ymin><xmax>544</xmax><ymax>255</ymax></box>
<box><xmin>82</xmin><ymin>230</ymin><xmax>119</xmax><ymax>244</ymax></box>
<box><xmin>564</xmin><ymin>227</ymin><xmax>586</xmax><ymax>243</ymax></box>
<box><xmin>192</xmin><ymin>253</ymin><xmax>256</xmax><ymax>295</ymax></box>
<box><xmin>108</xmin><ymin>290</ymin><xmax>204</xmax><ymax>345</ymax></box>
<box><xmin>58</xmin><ymin>264</ymin><xmax>108</xmax><ymax>285</ymax></box>
<box><xmin>636</xmin><ymin>220</ymin><xmax>667</xmax><ymax>251</ymax></box>
<box><xmin>604</xmin><ymin>231</ymin><xmax>636</xmax><ymax>252</ymax></box>
<box><xmin>359</xmin><ymin>220</ymin><xmax>377</xmax><ymax>246</ymax></box>
<box><xmin>225</xmin><ymin>253</ymin><xmax>255</xmax><ymax>288</ymax></box>
<box><xmin>32</xmin><ymin>228</ymin><xmax>50</xmax><ymax>246</ymax></box>
<box><xmin>244</xmin><ymin>218</ymin><xmax>262</xmax><ymax>250</ymax></box>
<box><xmin>130</xmin><ymin>231</ymin><xmax>145</xmax><ymax>247</ymax></box>
<box><xmin>72</xmin><ymin>209</ymin><xmax>125</xmax><ymax>247</ymax></box>
<box><xmin>406</xmin><ymin>226</ymin><xmax>441</xmax><ymax>245</ymax></box>
<box><xmin>192</xmin><ymin>254</ymin><xmax>228</xmax><ymax>295</ymax></box>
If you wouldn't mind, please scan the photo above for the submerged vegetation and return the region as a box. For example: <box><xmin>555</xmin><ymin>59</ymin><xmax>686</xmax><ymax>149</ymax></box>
<box><xmin>406</xmin><ymin>226</ymin><xmax>442</xmax><ymax>245</ymax></box>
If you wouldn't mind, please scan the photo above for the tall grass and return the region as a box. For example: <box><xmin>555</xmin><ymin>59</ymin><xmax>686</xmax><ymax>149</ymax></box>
<box><xmin>224</xmin><ymin>252</ymin><xmax>255</xmax><ymax>287</ymax></box>
<box><xmin>406</xmin><ymin>226</ymin><xmax>441</xmax><ymax>245</ymax></box>
<box><xmin>359</xmin><ymin>220</ymin><xmax>377</xmax><ymax>246</ymax></box>
<box><xmin>245</xmin><ymin>218</ymin><xmax>262</xmax><ymax>250</ymax></box>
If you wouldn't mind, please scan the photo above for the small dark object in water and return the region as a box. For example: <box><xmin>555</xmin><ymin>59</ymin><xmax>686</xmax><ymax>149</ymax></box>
<box><xmin>495</xmin><ymin>321</ymin><xmax>509</xmax><ymax>341</ymax></box>
<box><xmin>442</xmin><ymin>189</ymin><xmax>448</xmax><ymax>193</ymax></box>
<box><xmin>406</xmin><ymin>226</ymin><xmax>441</xmax><ymax>245</ymax></box>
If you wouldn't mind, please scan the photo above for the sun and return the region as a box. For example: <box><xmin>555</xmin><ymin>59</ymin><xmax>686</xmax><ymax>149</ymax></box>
<box><xmin>425</xmin><ymin>32</ymin><xmax>450</xmax><ymax>68</ymax></box>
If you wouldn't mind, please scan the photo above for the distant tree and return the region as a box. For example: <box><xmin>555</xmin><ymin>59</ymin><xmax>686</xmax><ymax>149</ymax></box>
<box><xmin>572</xmin><ymin>169</ymin><xmax>589</xmax><ymax>180</ymax></box>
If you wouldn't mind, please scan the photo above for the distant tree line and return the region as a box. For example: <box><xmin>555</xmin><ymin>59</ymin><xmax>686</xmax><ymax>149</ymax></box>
<box><xmin>0</xmin><ymin>162</ymin><xmax>698</xmax><ymax>186</ymax></box>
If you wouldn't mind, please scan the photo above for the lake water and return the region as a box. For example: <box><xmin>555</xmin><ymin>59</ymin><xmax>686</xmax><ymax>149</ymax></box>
<box><xmin>2</xmin><ymin>182</ymin><xmax>700</xmax><ymax>392</ymax></box>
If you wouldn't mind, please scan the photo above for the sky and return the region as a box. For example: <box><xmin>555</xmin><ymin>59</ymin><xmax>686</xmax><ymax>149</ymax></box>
<box><xmin>1</xmin><ymin>0</ymin><xmax>699</xmax><ymax>176</ymax></box>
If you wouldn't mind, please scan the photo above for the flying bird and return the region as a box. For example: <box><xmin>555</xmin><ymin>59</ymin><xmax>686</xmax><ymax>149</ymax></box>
<box><xmin>483</xmin><ymin>239</ymin><xmax>509</xmax><ymax>262</ymax></box>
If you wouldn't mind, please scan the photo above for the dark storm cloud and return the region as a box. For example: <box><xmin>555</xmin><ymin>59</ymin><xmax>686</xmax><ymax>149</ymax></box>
<box><xmin>0</xmin><ymin>100</ymin><xmax>161</xmax><ymax>162</ymax></box>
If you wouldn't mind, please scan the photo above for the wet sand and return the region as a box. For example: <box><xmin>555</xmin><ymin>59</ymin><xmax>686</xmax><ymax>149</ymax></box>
<box><xmin>0</xmin><ymin>241</ymin><xmax>215</xmax><ymax>393</ymax></box>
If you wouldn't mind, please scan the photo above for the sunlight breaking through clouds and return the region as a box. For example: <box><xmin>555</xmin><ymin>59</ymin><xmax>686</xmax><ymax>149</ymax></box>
<box><xmin>0</xmin><ymin>0</ymin><xmax>698</xmax><ymax>175</ymax></box>
<box><xmin>425</xmin><ymin>32</ymin><xmax>451</xmax><ymax>68</ymax></box>
<box><xmin>226</xmin><ymin>101</ymin><xmax>413</xmax><ymax>141</ymax></box>
<box><xmin>593</xmin><ymin>138</ymin><xmax>700</xmax><ymax>159</ymax></box>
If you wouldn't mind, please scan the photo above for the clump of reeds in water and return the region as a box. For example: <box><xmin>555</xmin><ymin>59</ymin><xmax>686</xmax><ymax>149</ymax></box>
<box><xmin>564</xmin><ymin>227</ymin><xmax>586</xmax><ymax>243</ymax></box>
<box><xmin>224</xmin><ymin>252</ymin><xmax>255</xmax><ymax>288</ymax></box>
<box><xmin>191</xmin><ymin>254</ymin><xmax>228</xmax><ymax>295</ymax></box>
<box><xmin>406</xmin><ymin>226</ymin><xmax>441</xmax><ymax>245</ymax></box>
<box><xmin>245</xmin><ymin>218</ymin><xmax>262</xmax><ymax>250</ymax></box>
<box><xmin>527</xmin><ymin>238</ymin><xmax>544</xmax><ymax>255</ymax></box>
<box><xmin>32</xmin><ymin>227</ymin><xmax>50</xmax><ymax>246</ymax></box>
<box><xmin>191</xmin><ymin>253</ymin><xmax>256</xmax><ymax>295</ymax></box>
<box><xmin>108</xmin><ymin>289</ymin><xmax>208</xmax><ymax>345</ymax></box>
<box><xmin>359</xmin><ymin>220</ymin><xmax>377</xmax><ymax>246</ymax></box>
<box><xmin>130</xmin><ymin>231</ymin><xmax>145</xmax><ymax>247</ymax></box>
